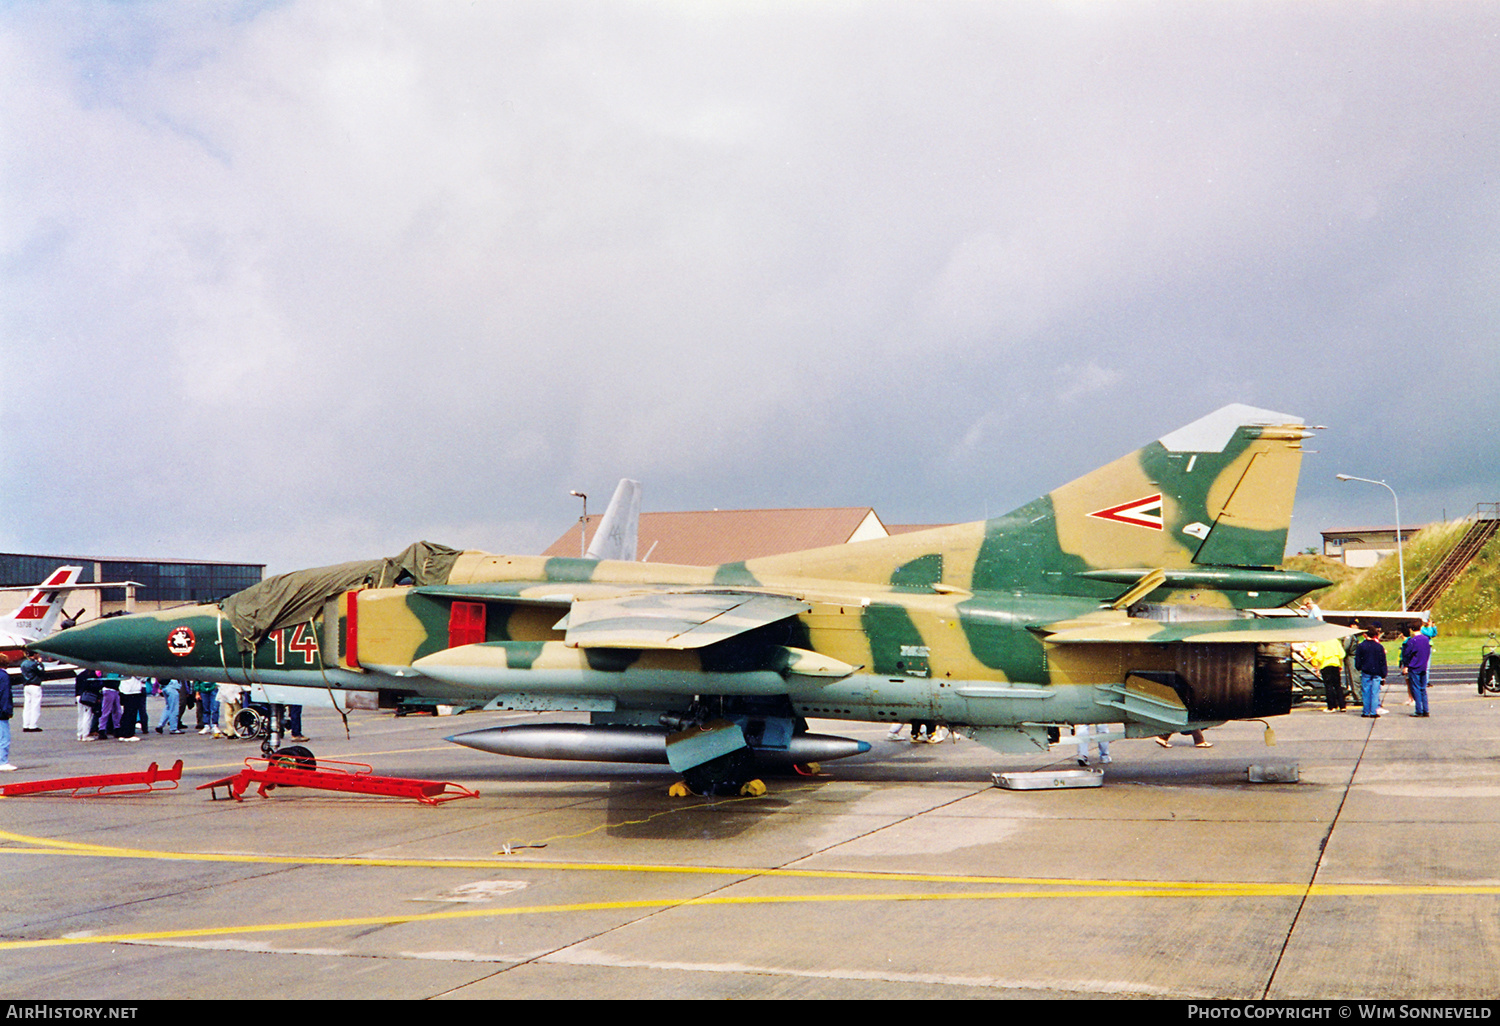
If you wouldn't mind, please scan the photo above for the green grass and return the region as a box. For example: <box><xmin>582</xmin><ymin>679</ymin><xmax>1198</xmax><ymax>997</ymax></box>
<box><xmin>1283</xmin><ymin>520</ymin><xmax>1500</xmax><ymax>634</ymax></box>
<box><xmin>1425</xmin><ymin>631</ymin><xmax>1499</xmax><ymax>666</ymax></box>
<box><xmin>1342</xmin><ymin>635</ymin><xmax>1493</xmax><ymax>668</ymax></box>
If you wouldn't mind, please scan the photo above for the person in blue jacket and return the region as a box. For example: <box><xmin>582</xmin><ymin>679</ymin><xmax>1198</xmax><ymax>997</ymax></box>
<box><xmin>0</xmin><ymin>656</ymin><xmax>16</xmax><ymax>771</ymax></box>
<box><xmin>1354</xmin><ymin>626</ymin><xmax>1389</xmax><ymax>718</ymax></box>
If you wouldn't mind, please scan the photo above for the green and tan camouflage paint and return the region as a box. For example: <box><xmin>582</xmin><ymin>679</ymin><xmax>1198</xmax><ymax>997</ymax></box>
<box><xmin>33</xmin><ymin>406</ymin><xmax>1340</xmax><ymax>740</ymax></box>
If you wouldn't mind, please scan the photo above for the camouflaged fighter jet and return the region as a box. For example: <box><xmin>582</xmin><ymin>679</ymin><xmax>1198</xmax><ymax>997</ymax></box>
<box><xmin>32</xmin><ymin>404</ymin><xmax>1349</xmax><ymax>794</ymax></box>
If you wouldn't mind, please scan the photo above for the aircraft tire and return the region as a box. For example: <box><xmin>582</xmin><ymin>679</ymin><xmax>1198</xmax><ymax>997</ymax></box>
<box><xmin>271</xmin><ymin>745</ymin><xmax>316</xmax><ymax>771</ymax></box>
<box><xmin>681</xmin><ymin>747</ymin><xmax>755</xmax><ymax>797</ymax></box>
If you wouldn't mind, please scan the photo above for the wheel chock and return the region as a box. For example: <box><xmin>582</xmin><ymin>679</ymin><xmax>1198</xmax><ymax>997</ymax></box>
<box><xmin>738</xmin><ymin>779</ymin><xmax>768</xmax><ymax>797</ymax></box>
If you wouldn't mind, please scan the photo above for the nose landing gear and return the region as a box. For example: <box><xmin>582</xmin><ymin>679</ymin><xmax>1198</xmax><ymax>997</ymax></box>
<box><xmin>232</xmin><ymin>702</ymin><xmax>317</xmax><ymax>771</ymax></box>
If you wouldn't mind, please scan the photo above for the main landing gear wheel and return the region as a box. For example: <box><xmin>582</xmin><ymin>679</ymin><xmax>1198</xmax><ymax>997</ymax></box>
<box><xmin>669</xmin><ymin>777</ymin><xmax>767</xmax><ymax>798</ymax></box>
<box><xmin>677</xmin><ymin>748</ymin><xmax>763</xmax><ymax>797</ymax></box>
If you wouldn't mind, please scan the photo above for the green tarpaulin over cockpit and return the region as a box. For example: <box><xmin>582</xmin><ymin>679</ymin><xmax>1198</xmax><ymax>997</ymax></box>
<box><xmin>219</xmin><ymin>541</ymin><xmax>462</xmax><ymax>652</ymax></box>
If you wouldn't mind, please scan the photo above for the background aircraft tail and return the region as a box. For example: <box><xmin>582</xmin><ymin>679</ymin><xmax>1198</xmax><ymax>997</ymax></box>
<box><xmin>2</xmin><ymin>566</ymin><xmax>85</xmax><ymax>640</ymax></box>
<box><xmin>586</xmin><ymin>478</ymin><xmax>642</xmax><ymax>561</ymax></box>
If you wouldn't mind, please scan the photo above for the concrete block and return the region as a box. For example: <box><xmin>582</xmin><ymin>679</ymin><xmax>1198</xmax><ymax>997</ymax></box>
<box><xmin>1247</xmin><ymin>761</ymin><xmax>1299</xmax><ymax>783</ymax></box>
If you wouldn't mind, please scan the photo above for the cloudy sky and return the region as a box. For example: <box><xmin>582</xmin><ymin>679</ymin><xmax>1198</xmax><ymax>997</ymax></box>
<box><xmin>3</xmin><ymin>1</ymin><xmax>1497</xmax><ymax>574</ymax></box>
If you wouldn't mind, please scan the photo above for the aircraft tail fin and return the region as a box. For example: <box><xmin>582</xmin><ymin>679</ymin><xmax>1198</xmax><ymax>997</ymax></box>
<box><xmin>3</xmin><ymin>566</ymin><xmax>85</xmax><ymax>640</ymax></box>
<box><xmin>586</xmin><ymin>479</ymin><xmax>642</xmax><ymax>561</ymax></box>
<box><xmin>744</xmin><ymin>405</ymin><xmax>1315</xmax><ymax>604</ymax></box>
<box><xmin>1024</xmin><ymin>403</ymin><xmax>1312</xmax><ymax>580</ymax></box>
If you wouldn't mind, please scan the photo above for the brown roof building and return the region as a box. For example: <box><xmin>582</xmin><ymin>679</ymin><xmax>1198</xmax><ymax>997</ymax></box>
<box><xmin>1320</xmin><ymin>525</ymin><xmax>1424</xmax><ymax>567</ymax></box>
<box><xmin>543</xmin><ymin>507</ymin><xmax>945</xmax><ymax>566</ymax></box>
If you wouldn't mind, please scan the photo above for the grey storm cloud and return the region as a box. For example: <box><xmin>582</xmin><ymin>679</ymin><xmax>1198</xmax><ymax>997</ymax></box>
<box><xmin>2</xmin><ymin>1</ymin><xmax>1497</xmax><ymax>571</ymax></box>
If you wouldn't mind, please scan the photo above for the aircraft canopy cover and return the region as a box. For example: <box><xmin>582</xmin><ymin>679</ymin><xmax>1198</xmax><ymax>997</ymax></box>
<box><xmin>220</xmin><ymin>541</ymin><xmax>463</xmax><ymax>652</ymax></box>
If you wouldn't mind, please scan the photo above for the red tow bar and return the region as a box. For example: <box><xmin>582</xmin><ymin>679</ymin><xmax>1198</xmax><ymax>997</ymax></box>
<box><xmin>198</xmin><ymin>758</ymin><xmax>479</xmax><ymax>805</ymax></box>
<box><xmin>0</xmin><ymin>760</ymin><xmax>184</xmax><ymax>798</ymax></box>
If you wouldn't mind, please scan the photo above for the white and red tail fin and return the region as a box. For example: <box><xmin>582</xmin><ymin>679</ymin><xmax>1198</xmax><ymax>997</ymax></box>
<box><xmin>3</xmin><ymin>566</ymin><xmax>84</xmax><ymax>641</ymax></box>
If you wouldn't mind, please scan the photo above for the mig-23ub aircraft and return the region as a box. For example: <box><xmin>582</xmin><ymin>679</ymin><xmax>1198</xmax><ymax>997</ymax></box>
<box><xmin>32</xmin><ymin>404</ymin><xmax>1350</xmax><ymax>794</ymax></box>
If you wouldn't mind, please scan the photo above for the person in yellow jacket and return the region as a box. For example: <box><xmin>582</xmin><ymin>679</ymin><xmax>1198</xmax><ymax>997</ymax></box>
<box><xmin>1307</xmin><ymin>636</ymin><xmax>1348</xmax><ymax>712</ymax></box>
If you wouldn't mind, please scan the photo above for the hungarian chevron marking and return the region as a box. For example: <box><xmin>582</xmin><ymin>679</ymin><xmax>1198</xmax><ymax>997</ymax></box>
<box><xmin>1087</xmin><ymin>493</ymin><xmax>1164</xmax><ymax>531</ymax></box>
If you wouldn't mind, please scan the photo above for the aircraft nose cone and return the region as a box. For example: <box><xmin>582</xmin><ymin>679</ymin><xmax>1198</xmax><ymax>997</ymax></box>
<box><xmin>30</xmin><ymin>614</ymin><xmax>175</xmax><ymax>669</ymax></box>
<box><xmin>29</xmin><ymin>618</ymin><xmax>119</xmax><ymax>666</ymax></box>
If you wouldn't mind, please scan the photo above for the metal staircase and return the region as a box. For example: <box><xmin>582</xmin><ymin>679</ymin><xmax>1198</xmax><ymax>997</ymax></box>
<box><xmin>1406</xmin><ymin>504</ymin><xmax>1499</xmax><ymax>612</ymax></box>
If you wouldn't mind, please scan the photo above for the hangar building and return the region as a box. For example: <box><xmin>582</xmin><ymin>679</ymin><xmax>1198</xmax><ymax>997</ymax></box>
<box><xmin>0</xmin><ymin>552</ymin><xmax>265</xmax><ymax>620</ymax></box>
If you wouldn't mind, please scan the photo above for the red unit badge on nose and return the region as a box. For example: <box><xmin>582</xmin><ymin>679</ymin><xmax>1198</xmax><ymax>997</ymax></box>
<box><xmin>167</xmin><ymin>626</ymin><xmax>196</xmax><ymax>657</ymax></box>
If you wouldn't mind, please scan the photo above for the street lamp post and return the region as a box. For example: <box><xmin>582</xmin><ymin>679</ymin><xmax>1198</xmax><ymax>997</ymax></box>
<box><xmin>569</xmin><ymin>490</ymin><xmax>588</xmax><ymax>558</ymax></box>
<box><xmin>1336</xmin><ymin>474</ymin><xmax>1406</xmax><ymax>611</ymax></box>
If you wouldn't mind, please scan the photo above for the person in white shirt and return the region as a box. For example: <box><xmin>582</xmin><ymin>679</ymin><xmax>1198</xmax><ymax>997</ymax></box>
<box><xmin>117</xmin><ymin>675</ymin><xmax>146</xmax><ymax>742</ymax></box>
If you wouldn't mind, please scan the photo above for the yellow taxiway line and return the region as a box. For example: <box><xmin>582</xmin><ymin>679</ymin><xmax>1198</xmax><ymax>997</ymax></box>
<box><xmin>5</xmin><ymin>826</ymin><xmax>1500</xmax><ymax>952</ymax></box>
<box><xmin>7</xmin><ymin>827</ymin><xmax>1500</xmax><ymax>895</ymax></box>
<box><xmin>2</xmin><ymin>882</ymin><xmax>1497</xmax><ymax>953</ymax></box>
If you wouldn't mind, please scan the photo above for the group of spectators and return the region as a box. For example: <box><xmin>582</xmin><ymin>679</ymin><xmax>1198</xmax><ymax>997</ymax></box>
<box><xmin>70</xmin><ymin>670</ymin><xmax>307</xmax><ymax>743</ymax></box>
<box><xmin>0</xmin><ymin>655</ymin><xmax>308</xmax><ymax>772</ymax></box>
<box><xmin>1302</xmin><ymin>620</ymin><xmax>1437</xmax><ymax>717</ymax></box>
<box><xmin>1351</xmin><ymin>622</ymin><xmax>1436</xmax><ymax>718</ymax></box>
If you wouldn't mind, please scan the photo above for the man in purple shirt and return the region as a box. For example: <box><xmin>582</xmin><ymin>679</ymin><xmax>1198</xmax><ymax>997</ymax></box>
<box><xmin>1401</xmin><ymin>625</ymin><xmax>1433</xmax><ymax>718</ymax></box>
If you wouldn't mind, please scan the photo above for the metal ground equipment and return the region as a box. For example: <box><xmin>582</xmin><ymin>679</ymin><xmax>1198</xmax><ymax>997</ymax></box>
<box><xmin>198</xmin><ymin>757</ymin><xmax>479</xmax><ymax>805</ymax></box>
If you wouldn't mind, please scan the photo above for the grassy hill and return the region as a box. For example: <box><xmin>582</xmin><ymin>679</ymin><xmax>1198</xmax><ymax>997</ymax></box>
<box><xmin>1283</xmin><ymin>519</ymin><xmax>1500</xmax><ymax>633</ymax></box>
